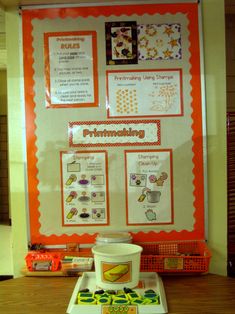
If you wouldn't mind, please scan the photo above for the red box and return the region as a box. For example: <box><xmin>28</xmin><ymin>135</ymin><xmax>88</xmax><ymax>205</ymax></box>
<box><xmin>25</xmin><ymin>252</ymin><xmax>61</xmax><ymax>271</ymax></box>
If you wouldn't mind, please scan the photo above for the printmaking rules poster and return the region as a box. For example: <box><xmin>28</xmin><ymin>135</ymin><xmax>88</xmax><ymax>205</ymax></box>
<box><xmin>44</xmin><ymin>31</ymin><xmax>98</xmax><ymax>107</ymax></box>
<box><xmin>22</xmin><ymin>3</ymin><xmax>206</xmax><ymax>244</ymax></box>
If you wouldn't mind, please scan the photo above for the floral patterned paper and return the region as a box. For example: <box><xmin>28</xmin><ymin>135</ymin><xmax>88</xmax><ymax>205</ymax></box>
<box><xmin>138</xmin><ymin>23</ymin><xmax>182</xmax><ymax>60</ymax></box>
<box><xmin>105</xmin><ymin>21</ymin><xmax>138</xmax><ymax>65</ymax></box>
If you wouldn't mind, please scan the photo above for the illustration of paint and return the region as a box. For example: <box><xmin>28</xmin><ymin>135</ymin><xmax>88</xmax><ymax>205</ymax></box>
<box><xmin>103</xmin><ymin>263</ymin><xmax>130</xmax><ymax>283</ymax></box>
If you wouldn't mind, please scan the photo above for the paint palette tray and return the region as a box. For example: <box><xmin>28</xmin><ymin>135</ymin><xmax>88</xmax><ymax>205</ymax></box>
<box><xmin>66</xmin><ymin>272</ymin><xmax>168</xmax><ymax>314</ymax></box>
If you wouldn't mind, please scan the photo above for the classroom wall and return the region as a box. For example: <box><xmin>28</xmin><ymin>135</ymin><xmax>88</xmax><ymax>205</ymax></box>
<box><xmin>0</xmin><ymin>70</ymin><xmax>7</xmax><ymax>115</ymax></box>
<box><xmin>0</xmin><ymin>70</ymin><xmax>10</xmax><ymax>224</ymax></box>
<box><xmin>202</xmin><ymin>0</ymin><xmax>227</xmax><ymax>275</ymax></box>
<box><xmin>5</xmin><ymin>0</ymin><xmax>227</xmax><ymax>277</ymax></box>
<box><xmin>226</xmin><ymin>14</ymin><xmax>235</xmax><ymax>113</ymax></box>
<box><xmin>6</xmin><ymin>8</ymin><xmax>28</xmax><ymax>277</ymax></box>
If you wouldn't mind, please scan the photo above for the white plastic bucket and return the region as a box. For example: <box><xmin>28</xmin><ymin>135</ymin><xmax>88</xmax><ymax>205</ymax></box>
<box><xmin>92</xmin><ymin>243</ymin><xmax>143</xmax><ymax>290</ymax></box>
<box><xmin>95</xmin><ymin>232</ymin><xmax>132</xmax><ymax>245</ymax></box>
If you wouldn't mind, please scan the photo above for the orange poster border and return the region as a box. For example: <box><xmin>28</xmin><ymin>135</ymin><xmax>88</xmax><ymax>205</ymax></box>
<box><xmin>68</xmin><ymin>119</ymin><xmax>161</xmax><ymax>147</ymax></box>
<box><xmin>60</xmin><ymin>150</ymin><xmax>110</xmax><ymax>227</ymax></box>
<box><xmin>106</xmin><ymin>68</ymin><xmax>184</xmax><ymax>119</ymax></box>
<box><xmin>44</xmin><ymin>31</ymin><xmax>98</xmax><ymax>108</ymax></box>
<box><xmin>22</xmin><ymin>3</ymin><xmax>205</xmax><ymax>244</ymax></box>
<box><xmin>124</xmin><ymin>149</ymin><xmax>174</xmax><ymax>226</ymax></box>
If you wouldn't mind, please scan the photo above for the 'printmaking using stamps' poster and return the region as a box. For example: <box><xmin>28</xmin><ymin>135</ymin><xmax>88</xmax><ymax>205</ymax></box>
<box><xmin>107</xmin><ymin>69</ymin><xmax>183</xmax><ymax>118</ymax></box>
<box><xmin>22</xmin><ymin>2</ymin><xmax>206</xmax><ymax>244</ymax></box>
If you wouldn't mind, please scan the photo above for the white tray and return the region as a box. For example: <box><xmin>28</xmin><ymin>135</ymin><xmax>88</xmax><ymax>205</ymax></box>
<box><xmin>67</xmin><ymin>272</ymin><xmax>168</xmax><ymax>314</ymax></box>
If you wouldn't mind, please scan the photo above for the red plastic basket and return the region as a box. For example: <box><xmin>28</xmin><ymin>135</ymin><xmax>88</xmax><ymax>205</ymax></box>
<box><xmin>25</xmin><ymin>252</ymin><xmax>61</xmax><ymax>271</ymax></box>
<box><xmin>138</xmin><ymin>241</ymin><xmax>212</xmax><ymax>273</ymax></box>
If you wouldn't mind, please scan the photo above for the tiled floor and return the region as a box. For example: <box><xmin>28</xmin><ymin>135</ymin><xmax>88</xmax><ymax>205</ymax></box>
<box><xmin>0</xmin><ymin>225</ymin><xmax>13</xmax><ymax>275</ymax></box>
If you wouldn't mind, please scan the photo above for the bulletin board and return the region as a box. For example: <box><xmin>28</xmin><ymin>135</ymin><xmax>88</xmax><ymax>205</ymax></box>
<box><xmin>22</xmin><ymin>1</ymin><xmax>206</xmax><ymax>245</ymax></box>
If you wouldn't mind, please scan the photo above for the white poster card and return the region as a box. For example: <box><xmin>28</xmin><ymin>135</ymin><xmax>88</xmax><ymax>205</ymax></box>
<box><xmin>44</xmin><ymin>31</ymin><xmax>98</xmax><ymax>107</ymax></box>
<box><xmin>107</xmin><ymin>69</ymin><xmax>183</xmax><ymax>118</ymax></box>
<box><xmin>125</xmin><ymin>150</ymin><xmax>173</xmax><ymax>225</ymax></box>
<box><xmin>61</xmin><ymin>151</ymin><xmax>109</xmax><ymax>226</ymax></box>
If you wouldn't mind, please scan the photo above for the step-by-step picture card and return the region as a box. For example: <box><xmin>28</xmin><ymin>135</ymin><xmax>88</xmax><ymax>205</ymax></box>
<box><xmin>125</xmin><ymin>150</ymin><xmax>173</xmax><ymax>225</ymax></box>
<box><xmin>61</xmin><ymin>151</ymin><xmax>109</xmax><ymax>226</ymax></box>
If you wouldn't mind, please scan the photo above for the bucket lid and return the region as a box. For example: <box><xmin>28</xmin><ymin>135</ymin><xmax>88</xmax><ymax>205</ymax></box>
<box><xmin>96</xmin><ymin>232</ymin><xmax>132</xmax><ymax>243</ymax></box>
<box><xmin>92</xmin><ymin>243</ymin><xmax>142</xmax><ymax>256</ymax></box>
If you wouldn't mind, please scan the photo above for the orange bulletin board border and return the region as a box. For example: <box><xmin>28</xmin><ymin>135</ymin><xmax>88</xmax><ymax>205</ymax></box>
<box><xmin>44</xmin><ymin>31</ymin><xmax>98</xmax><ymax>108</ymax></box>
<box><xmin>22</xmin><ymin>3</ymin><xmax>205</xmax><ymax>245</ymax></box>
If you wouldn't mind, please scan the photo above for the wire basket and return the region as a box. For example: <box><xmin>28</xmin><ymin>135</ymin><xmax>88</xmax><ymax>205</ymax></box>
<box><xmin>138</xmin><ymin>241</ymin><xmax>212</xmax><ymax>273</ymax></box>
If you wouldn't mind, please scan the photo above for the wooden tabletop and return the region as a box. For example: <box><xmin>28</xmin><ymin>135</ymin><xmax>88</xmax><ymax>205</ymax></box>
<box><xmin>0</xmin><ymin>274</ymin><xmax>235</xmax><ymax>313</ymax></box>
